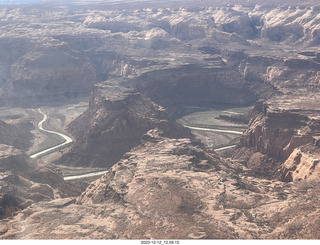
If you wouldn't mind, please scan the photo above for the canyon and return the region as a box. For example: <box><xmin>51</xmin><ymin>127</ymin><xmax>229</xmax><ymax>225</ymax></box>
<box><xmin>1</xmin><ymin>0</ymin><xmax>320</xmax><ymax>240</ymax></box>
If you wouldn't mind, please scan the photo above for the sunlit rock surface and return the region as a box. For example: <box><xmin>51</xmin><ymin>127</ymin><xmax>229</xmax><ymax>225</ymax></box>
<box><xmin>1</xmin><ymin>0</ymin><xmax>320</xmax><ymax>240</ymax></box>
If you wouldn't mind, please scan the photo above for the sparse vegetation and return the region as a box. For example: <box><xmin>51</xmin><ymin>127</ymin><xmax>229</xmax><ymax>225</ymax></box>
<box><xmin>1</xmin><ymin>0</ymin><xmax>320</xmax><ymax>240</ymax></box>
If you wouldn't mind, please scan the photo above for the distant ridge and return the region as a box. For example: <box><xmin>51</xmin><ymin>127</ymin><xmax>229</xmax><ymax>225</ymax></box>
<box><xmin>0</xmin><ymin>0</ymin><xmax>43</xmax><ymax>4</ymax></box>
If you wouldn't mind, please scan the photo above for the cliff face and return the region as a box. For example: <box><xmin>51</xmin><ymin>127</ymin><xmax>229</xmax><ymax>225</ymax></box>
<box><xmin>57</xmin><ymin>82</ymin><xmax>193</xmax><ymax>168</ymax></box>
<box><xmin>242</xmin><ymin>110</ymin><xmax>309</xmax><ymax>160</ymax></box>
<box><xmin>281</xmin><ymin>144</ymin><xmax>320</xmax><ymax>182</ymax></box>
<box><xmin>239</xmin><ymin>98</ymin><xmax>320</xmax><ymax>180</ymax></box>
<box><xmin>1</xmin><ymin>3</ymin><xmax>320</xmax><ymax>106</ymax></box>
<box><xmin>0</xmin><ymin>46</ymin><xmax>98</xmax><ymax>106</ymax></box>
<box><xmin>135</xmin><ymin>64</ymin><xmax>256</xmax><ymax>111</ymax></box>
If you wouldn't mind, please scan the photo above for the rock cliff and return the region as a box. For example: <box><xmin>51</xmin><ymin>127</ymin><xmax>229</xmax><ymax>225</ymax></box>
<box><xmin>239</xmin><ymin>97</ymin><xmax>320</xmax><ymax>180</ymax></box>
<box><xmin>242</xmin><ymin>109</ymin><xmax>308</xmax><ymax>160</ymax></box>
<box><xmin>2</xmin><ymin>0</ymin><xmax>320</xmax><ymax>240</ymax></box>
<box><xmin>281</xmin><ymin>144</ymin><xmax>320</xmax><ymax>182</ymax></box>
<box><xmin>135</xmin><ymin>64</ymin><xmax>256</xmax><ymax>111</ymax></box>
<box><xmin>1</xmin><ymin>2</ymin><xmax>320</xmax><ymax>106</ymax></box>
<box><xmin>56</xmin><ymin>82</ymin><xmax>193</xmax><ymax>168</ymax></box>
<box><xmin>0</xmin><ymin>46</ymin><xmax>98</xmax><ymax>106</ymax></box>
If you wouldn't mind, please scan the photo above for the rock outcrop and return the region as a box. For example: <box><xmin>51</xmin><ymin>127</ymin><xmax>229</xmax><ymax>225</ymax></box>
<box><xmin>56</xmin><ymin>82</ymin><xmax>193</xmax><ymax>168</ymax></box>
<box><xmin>2</xmin><ymin>0</ymin><xmax>320</xmax><ymax>240</ymax></box>
<box><xmin>242</xmin><ymin>110</ymin><xmax>309</xmax><ymax>160</ymax></box>
<box><xmin>0</xmin><ymin>144</ymin><xmax>81</xmax><ymax>219</ymax></box>
<box><xmin>239</xmin><ymin>97</ymin><xmax>320</xmax><ymax>180</ymax></box>
<box><xmin>281</xmin><ymin>143</ymin><xmax>320</xmax><ymax>182</ymax></box>
<box><xmin>0</xmin><ymin>145</ymin><xmax>34</xmax><ymax>174</ymax></box>
<box><xmin>3</xmin><ymin>129</ymin><xmax>320</xmax><ymax>239</ymax></box>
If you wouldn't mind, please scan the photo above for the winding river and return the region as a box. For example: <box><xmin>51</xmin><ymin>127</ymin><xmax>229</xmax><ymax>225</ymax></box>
<box><xmin>29</xmin><ymin>108</ymin><xmax>242</xmax><ymax>180</ymax></box>
<box><xmin>183</xmin><ymin>125</ymin><xmax>243</xmax><ymax>135</ymax></box>
<box><xmin>30</xmin><ymin>108</ymin><xmax>73</xmax><ymax>159</ymax></box>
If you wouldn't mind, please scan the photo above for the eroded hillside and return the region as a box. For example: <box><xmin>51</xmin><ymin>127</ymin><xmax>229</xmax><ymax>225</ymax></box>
<box><xmin>1</xmin><ymin>0</ymin><xmax>320</xmax><ymax>240</ymax></box>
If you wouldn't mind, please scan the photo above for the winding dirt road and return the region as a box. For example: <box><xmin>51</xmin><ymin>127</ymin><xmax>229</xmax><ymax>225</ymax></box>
<box><xmin>182</xmin><ymin>124</ymin><xmax>243</xmax><ymax>152</ymax></box>
<box><xmin>28</xmin><ymin>108</ymin><xmax>107</xmax><ymax>180</ymax></box>
<box><xmin>64</xmin><ymin>170</ymin><xmax>108</xmax><ymax>181</ymax></box>
<box><xmin>30</xmin><ymin>108</ymin><xmax>73</xmax><ymax>159</ymax></box>
<box><xmin>183</xmin><ymin>125</ymin><xmax>243</xmax><ymax>135</ymax></box>
<box><xmin>214</xmin><ymin>144</ymin><xmax>237</xmax><ymax>152</ymax></box>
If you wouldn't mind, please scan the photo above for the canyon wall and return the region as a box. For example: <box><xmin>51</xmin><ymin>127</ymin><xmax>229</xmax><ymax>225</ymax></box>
<box><xmin>57</xmin><ymin>82</ymin><xmax>193</xmax><ymax>168</ymax></box>
<box><xmin>4</xmin><ymin>127</ymin><xmax>320</xmax><ymax>239</ymax></box>
<box><xmin>281</xmin><ymin>144</ymin><xmax>320</xmax><ymax>182</ymax></box>
<box><xmin>135</xmin><ymin>64</ymin><xmax>256</xmax><ymax>111</ymax></box>
<box><xmin>2</xmin><ymin>1</ymin><xmax>320</xmax><ymax>239</ymax></box>
<box><xmin>1</xmin><ymin>4</ymin><xmax>320</xmax><ymax>106</ymax></box>
<box><xmin>239</xmin><ymin>98</ymin><xmax>320</xmax><ymax>180</ymax></box>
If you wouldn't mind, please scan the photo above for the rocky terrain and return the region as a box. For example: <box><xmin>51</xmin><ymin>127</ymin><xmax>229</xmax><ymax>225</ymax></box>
<box><xmin>0</xmin><ymin>0</ymin><xmax>320</xmax><ymax>106</ymax></box>
<box><xmin>56</xmin><ymin>81</ymin><xmax>192</xmax><ymax>168</ymax></box>
<box><xmin>0</xmin><ymin>144</ymin><xmax>81</xmax><ymax>220</ymax></box>
<box><xmin>0</xmin><ymin>119</ymin><xmax>33</xmax><ymax>150</ymax></box>
<box><xmin>2</xmin><ymin>129</ymin><xmax>320</xmax><ymax>239</ymax></box>
<box><xmin>234</xmin><ymin>96</ymin><xmax>320</xmax><ymax>179</ymax></box>
<box><xmin>1</xmin><ymin>0</ymin><xmax>320</xmax><ymax>240</ymax></box>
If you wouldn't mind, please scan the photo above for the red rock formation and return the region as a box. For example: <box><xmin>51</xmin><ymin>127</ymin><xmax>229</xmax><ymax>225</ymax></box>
<box><xmin>57</xmin><ymin>82</ymin><xmax>193</xmax><ymax>168</ymax></box>
<box><xmin>4</xmin><ymin>129</ymin><xmax>320</xmax><ymax>239</ymax></box>
<box><xmin>241</xmin><ymin>102</ymin><xmax>311</xmax><ymax>160</ymax></box>
<box><xmin>281</xmin><ymin>144</ymin><xmax>320</xmax><ymax>182</ymax></box>
<box><xmin>239</xmin><ymin>98</ymin><xmax>320</xmax><ymax>181</ymax></box>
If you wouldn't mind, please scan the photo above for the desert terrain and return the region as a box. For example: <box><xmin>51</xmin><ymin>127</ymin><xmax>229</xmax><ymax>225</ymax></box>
<box><xmin>1</xmin><ymin>0</ymin><xmax>320</xmax><ymax>239</ymax></box>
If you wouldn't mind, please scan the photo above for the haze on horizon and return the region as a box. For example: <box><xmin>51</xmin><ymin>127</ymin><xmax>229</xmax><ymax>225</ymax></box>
<box><xmin>1</xmin><ymin>0</ymin><xmax>320</xmax><ymax>240</ymax></box>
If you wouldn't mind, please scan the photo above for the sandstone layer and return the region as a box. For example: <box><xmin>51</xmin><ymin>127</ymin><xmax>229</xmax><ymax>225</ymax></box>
<box><xmin>2</xmin><ymin>129</ymin><xmax>320</xmax><ymax>239</ymax></box>
<box><xmin>134</xmin><ymin>64</ymin><xmax>256</xmax><ymax>111</ymax></box>
<box><xmin>56</xmin><ymin>82</ymin><xmax>193</xmax><ymax>168</ymax></box>
<box><xmin>235</xmin><ymin>96</ymin><xmax>320</xmax><ymax>180</ymax></box>
<box><xmin>0</xmin><ymin>1</ymin><xmax>320</xmax><ymax>106</ymax></box>
<box><xmin>1</xmin><ymin>0</ymin><xmax>320</xmax><ymax>240</ymax></box>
